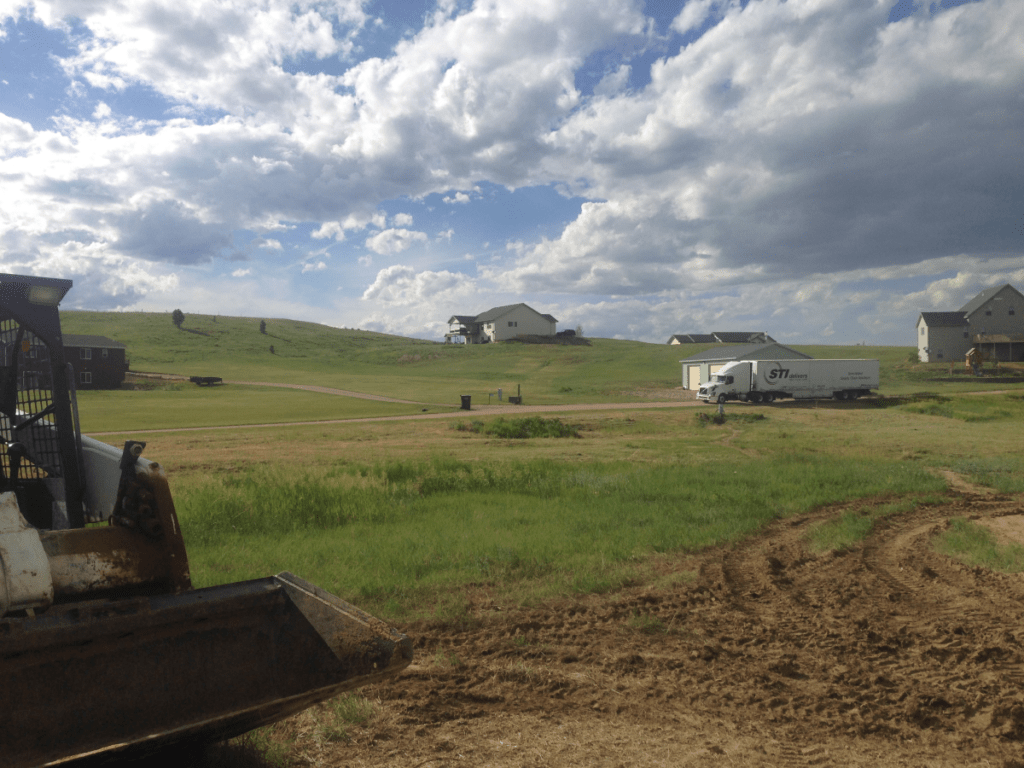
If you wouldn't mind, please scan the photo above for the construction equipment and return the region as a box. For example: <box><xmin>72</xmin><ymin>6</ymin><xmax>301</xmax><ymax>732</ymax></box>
<box><xmin>0</xmin><ymin>274</ymin><xmax>413</xmax><ymax>767</ymax></box>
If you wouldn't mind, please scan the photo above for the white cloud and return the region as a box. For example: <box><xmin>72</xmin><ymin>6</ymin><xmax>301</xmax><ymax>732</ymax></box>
<box><xmin>232</xmin><ymin>268</ymin><xmax>251</xmax><ymax>277</ymax></box>
<box><xmin>361</xmin><ymin>263</ymin><xmax>464</xmax><ymax>303</ymax></box>
<box><xmin>364</xmin><ymin>228</ymin><xmax>428</xmax><ymax>255</ymax></box>
<box><xmin>443</xmin><ymin>191</ymin><xmax>471</xmax><ymax>204</ymax></box>
<box><xmin>301</xmin><ymin>260</ymin><xmax>326</xmax><ymax>273</ymax></box>
<box><xmin>312</xmin><ymin>222</ymin><xmax>346</xmax><ymax>241</ymax></box>
<box><xmin>392</xmin><ymin>212</ymin><xmax>413</xmax><ymax>226</ymax></box>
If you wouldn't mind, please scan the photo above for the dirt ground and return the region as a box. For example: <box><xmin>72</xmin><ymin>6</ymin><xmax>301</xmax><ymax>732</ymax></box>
<box><xmin>276</xmin><ymin>481</ymin><xmax>1024</xmax><ymax>768</ymax></box>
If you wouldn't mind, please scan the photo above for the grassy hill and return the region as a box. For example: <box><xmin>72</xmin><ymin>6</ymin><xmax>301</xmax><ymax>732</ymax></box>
<box><xmin>63</xmin><ymin>310</ymin><xmax>1003</xmax><ymax>406</ymax></box>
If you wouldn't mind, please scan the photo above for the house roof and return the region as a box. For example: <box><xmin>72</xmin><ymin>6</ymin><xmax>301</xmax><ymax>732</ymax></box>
<box><xmin>919</xmin><ymin>312</ymin><xmax>967</xmax><ymax>327</ymax></box>
<box><xmin>960</xmin><ymin>284</ymin><xmax>1024</xmax><ymax>316</ymax></box>
<box><xmin>457</xmin><ymin>303</ymin><xmax>558</xmax><ymax>324</ymax></box>
<box><xmin>448</xmin><ymin>314</ymin><xmax>477</xmax><ymax>325</ymax></box>
<box><xmin>668</xmin><ymin>333</ymin><xmax>717</xmax><ymax>344</ymax></box>
<box><xmin>680</xmin><ymin>342</ymin><xmax>811</xmax><ymax>362</ymax></box>
<box><xmin>711</xmin><ymin>331</ymin><xmax>775</xmax><ymax>343</ymax></box>
<box><xmin>63</xmin><ymin>334</ymin><xmax>126</xmax><ymax>349</ymax></box>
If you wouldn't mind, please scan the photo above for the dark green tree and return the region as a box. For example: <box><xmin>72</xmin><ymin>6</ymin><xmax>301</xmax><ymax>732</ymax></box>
<box><xmin>172</xmin><ymin>309</ymin><xmax>184</xmax><ymax>328</ymax></box>
<box><xmin>259</xmin><ymin>319</ymin><xmax>267</xmax><ymax>334</ymax></box>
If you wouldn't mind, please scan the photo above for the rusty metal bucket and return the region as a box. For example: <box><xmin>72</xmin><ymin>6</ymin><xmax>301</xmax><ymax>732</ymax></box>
<box><xmin>0</xmin><ymin>572</ymin><xmax>412</xmax><ymax>767</ymax></box>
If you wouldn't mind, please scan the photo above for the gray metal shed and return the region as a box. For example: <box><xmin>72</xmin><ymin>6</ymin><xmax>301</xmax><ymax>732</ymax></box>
<box><xmin>679</xmin><ymin>343</ymin><xmax>812</xmax><ymax>390</ymax></box>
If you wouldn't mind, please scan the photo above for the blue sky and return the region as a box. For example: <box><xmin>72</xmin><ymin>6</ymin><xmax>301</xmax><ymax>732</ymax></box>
<box><xmin>1</xmin><ymin>0</ymin><xmax>1020</xmax><ymax>345</ymax></box>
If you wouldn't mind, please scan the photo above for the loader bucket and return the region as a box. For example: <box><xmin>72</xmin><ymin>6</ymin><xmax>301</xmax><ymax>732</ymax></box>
<box><xmin>0</xmin><ymin>572</ymin><xmax>412</xmax><ymax>767</ymax></box>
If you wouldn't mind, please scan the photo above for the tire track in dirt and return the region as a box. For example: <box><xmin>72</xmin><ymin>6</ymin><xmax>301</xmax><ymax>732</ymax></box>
<box><xmin>260</xmin><ymin>484</ymin><xmax>1024</xmax><ymax>767</ymax></box>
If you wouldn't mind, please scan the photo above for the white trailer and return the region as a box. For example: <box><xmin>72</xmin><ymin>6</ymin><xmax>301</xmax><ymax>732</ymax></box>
<box><xmin>696</xmin><ymin>359</ymin><xmax>879</xmax><ymax>404</ymax></box>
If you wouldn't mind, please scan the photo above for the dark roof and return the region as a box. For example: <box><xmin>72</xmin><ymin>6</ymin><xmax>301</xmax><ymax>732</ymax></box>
<box><xmin>460</xmin><ymin>303</ymin><xmax>558</xmax><ymax>324</ymax></box>
<box><xmin>680</xmin><ymin>343</ymin><xmax>811</xmax><ymax>362</ymax></box>
<box><xmin>448</xmin><ymin>315</ymin><xmax>477</xmax><ymax>324</ymax></box>
<box><xmin>711</xmin><ymin>331</ymin><xmax>775</xmax><ymax>343</ymax></box>
<box><xmin>63</xmin><ymin>334</ymin><xmax>126</xmax><ymax>349</ymax></box>
<box><xmin>960</xmin><ymin>284</ymin><xmax>1024</xmax><ymax>316</ymax></box>
<box><xmin>668</xmin><ymin>333</ymin><xmax>717</xmax><ymax>344</ymax></box>
<box><xmin>919</xmin><ymin>312</ymin><xmax>967</xmax><ymax>327</ymax></box>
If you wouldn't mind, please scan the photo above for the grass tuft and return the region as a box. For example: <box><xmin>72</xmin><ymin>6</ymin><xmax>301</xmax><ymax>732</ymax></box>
<box><xmin>934</xmin><ymin>518</ymin><xmax>1024</xmax><ymax>573</ymax></box>
<box><xmin>452</xmin><ymin>416</ymin><xmax>580</xmax><ymax>438</ymax></box>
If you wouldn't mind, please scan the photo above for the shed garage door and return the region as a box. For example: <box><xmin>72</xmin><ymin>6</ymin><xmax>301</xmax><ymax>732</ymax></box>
<box><xmin>686</xmin><ymin>365</ymin><xmax>702</xmax><ymax>390</ymax></box>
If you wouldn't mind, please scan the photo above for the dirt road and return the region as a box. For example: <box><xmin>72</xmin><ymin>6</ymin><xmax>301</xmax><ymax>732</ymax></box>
<box><xmin>275</xmin><ymin>486</ymin><xmax>1024</xmax><ymax>767</ymax></box>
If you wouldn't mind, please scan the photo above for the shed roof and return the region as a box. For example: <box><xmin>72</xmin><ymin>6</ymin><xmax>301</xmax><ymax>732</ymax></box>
<box><xmin>63</xmin><ymin>334</ymin><xmax>126</xmax><ymax>349</ymax></box>
<box><xmin>680</xmin><ymin>342</ymin><xmax>811</xmax><ymax>363</ymax></box>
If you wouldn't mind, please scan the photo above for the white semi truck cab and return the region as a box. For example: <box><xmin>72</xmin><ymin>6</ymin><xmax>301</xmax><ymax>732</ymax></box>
<box><xmin>697</xmin><ymin>359</ymin><xmax>879</xmax><ymax>404</ymax></box>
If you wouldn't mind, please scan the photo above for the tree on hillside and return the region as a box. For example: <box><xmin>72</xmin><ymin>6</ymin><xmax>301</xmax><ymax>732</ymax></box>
<box><xmin>172</xmin><ymin>309</ymin><xmax>185</xmax><ymax>328</ymax></box>
<box><xmin>259</xmin><ymin>319</ymin><xmax>267</xmax><ymax>334</ymax></box>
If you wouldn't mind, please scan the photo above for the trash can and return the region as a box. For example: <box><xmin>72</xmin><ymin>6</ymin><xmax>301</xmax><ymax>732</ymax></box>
<box><xmin>460</xmin><ymin>395</ymin><xmax>471</xmax><ymax>410</ymax></box>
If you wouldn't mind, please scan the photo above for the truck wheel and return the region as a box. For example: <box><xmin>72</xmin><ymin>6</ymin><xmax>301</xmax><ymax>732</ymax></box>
<box><xmin>717</xmin><ymin>394</ymin><xmax>727</xmax><ymax>404</ymax></box>
<box><xmin>750</xmin><ymin>392</ymin><xmax>762</xmax><ymax>404</ymax></box>
<box><xmin>763</xmin><ymin>393</ymin><xmax>775</xmax><ymax>403</ymax></box>
<box><xmin>834</xmin><ymin>391</ymin><xmax>847</xmax><ymax>401</ymax></box>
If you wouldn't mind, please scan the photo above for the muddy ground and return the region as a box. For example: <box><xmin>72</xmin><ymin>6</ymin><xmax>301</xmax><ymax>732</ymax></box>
<box><xmin>273</xmin><ymin>482</ymin><xmax>1024</xmax><ymax>768</ymax></box>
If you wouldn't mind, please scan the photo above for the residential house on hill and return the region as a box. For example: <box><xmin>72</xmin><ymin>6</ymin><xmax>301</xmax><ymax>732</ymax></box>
<box><xmin>917</xmin><ymin>284</ymin><xmax>1024</xmax><ymax>363</ymax></box>
<box><xmin>15</xmin><ymin>333</ymin><xmax>128</xmax><ymax>391</ymax></box>
<box><xmin>446</xmin><ymin>304</ymin><xmax>557</xmax><ymax>344</ymax></box>
<box><xmin>679</xmin><ymin>343</ymin><xmax>811</xmax><ymax>390</ymax></box>
<box><xmin>63</xmin><ymin>335</ymin><xmax>129</xmax><ymax>389</ymax></box>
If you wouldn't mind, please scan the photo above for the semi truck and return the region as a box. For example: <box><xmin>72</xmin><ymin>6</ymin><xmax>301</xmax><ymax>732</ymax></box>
<box><xmin>696</xmin><ymin>359</ymin><xmax>879</xmax><ymax>404</ymax></box>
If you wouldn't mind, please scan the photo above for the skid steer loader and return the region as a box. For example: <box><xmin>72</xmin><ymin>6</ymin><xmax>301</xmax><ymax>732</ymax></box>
<box><xmin>0</xmin><ymin>274</ymin><xmax>413</xmax><ymax>767</ymax></box>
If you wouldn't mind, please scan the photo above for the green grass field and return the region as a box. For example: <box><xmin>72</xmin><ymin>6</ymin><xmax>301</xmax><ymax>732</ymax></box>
<box><xmin>62</xmin><ymin>309</ymin><xmax>1024</xmax><ymax>621</ymax></box>
<box><xmin>64</xmin><ymin>309</ymin><xmax>1022</xmax><ymax>410</ymax></box>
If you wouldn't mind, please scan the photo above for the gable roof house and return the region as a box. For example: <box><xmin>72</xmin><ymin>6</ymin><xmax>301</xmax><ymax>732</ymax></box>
<box><xmin>446</xmin><ymin>304</ymin><xmax>557</xmax><ymax>344</ymax></box>
<box><xmin>679</xmin><ymin>343</ymin><xmax>811</xmax><ymax>390</ymax></box>
<box><xmin>917</xmin><ymin>284</ymin><xmax>1024</xmax><ymax>363</ymax></box>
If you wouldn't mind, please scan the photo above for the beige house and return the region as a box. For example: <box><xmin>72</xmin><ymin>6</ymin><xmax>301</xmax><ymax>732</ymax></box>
<box><xmin>917</xmin><ymin>284</ymin><xmax>1024</xmax><ymax>363</ymax></box>
<box><xmin>446</xmin><ymin>303</ymin><xmax>557</xmax><ymax>344</ymax></box>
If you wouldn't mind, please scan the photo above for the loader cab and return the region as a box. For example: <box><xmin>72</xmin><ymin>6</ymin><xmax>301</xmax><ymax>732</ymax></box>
<box><xmin>0</xmin><ymin>274</ymin><xmax>85</xmax><ymax>529</ymax></box>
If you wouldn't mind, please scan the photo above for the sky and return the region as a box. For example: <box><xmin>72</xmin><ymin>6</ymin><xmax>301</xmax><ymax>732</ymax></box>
<box><xmin>0</xmin><ymin>0</ymin><xmax>1021</xmax><ymax>346</ymax></box>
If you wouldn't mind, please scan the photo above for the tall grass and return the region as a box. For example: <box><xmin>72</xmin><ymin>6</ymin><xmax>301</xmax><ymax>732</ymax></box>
<box><xmin>178</xmin><ymin>455</ymin><xmax>945</xmax><ymax>618</ymax></box>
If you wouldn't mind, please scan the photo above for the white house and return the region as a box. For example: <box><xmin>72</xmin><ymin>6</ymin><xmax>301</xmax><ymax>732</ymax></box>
<box><xmin>917</xmin><ymin>284</ymin><xmax>1024</xmax><ymax>363</ymax></box>
<box><xmin>446</xmin><ymin>304</ymin><xmax>557</xmax><ymax>344</ymax></box>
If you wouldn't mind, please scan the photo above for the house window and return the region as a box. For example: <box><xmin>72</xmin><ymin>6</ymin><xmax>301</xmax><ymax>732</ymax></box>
<box><xmin>986</xmin><ymin>310</ymin><xmax>992</xmax><ymax>316</ymax></box>
<box><xmin>937</xmin><ymin>351</ymin><xmax>943</xmax><ymax>359</ymax></box>
<box><xmin>80</xmin><ymin>371</ymin><xmax>92</xmax><ymax>385</ymax></box>
<box><xmin>920</xmin><ymin>327</ymin><xmax>924</xmax><ymax>336</ymax></box>
<box><xmin>1011</xmin><ymin>308</ymin><xmax>1016</xmax><ymax>316</ymax></box>
<box><xmin>80</xmin><ymin>348</ymin><xmax>92</xmax><ymax>360</ymax></box>
<box><xmin>102</xmin><ymin>348</ymin><xmax>109</xmax><ymax>358</ymax></box>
